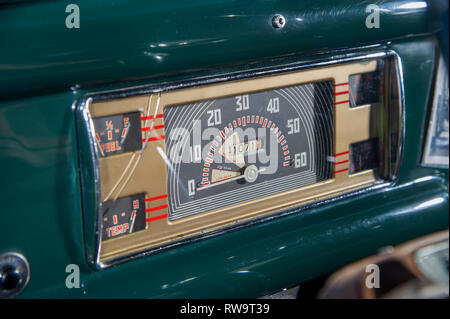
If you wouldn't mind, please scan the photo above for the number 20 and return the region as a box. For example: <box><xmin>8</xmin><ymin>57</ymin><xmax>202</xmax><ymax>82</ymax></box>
<box><xmin>206</xmin><ymin>109</ymin><xmax>221</xmax><ymax>126</ymax></box>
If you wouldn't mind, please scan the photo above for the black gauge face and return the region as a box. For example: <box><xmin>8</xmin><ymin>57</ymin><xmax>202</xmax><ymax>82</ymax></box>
<box><xmin>102</xmin><ymin>194</ymin><xmax>146</xmax><ymax>240</ymax></box>
<box><xmin>93</xmin><ymin>112</ymin><xmax>142</xmax><ymax>157</ymax></box>
<box><xmin>349</xmin><ymin>66</ymin><xmax>384</xmax><ymax>107</ymax></box>
<box><xmin>164</xmin><ymin>81</ymin><xmax>334</xmax><ymax>220</ymax></box>
<box><xmin>349</xmin><ymin>137</ymin><xmax>379</xmax><ymax>174</ymax></box>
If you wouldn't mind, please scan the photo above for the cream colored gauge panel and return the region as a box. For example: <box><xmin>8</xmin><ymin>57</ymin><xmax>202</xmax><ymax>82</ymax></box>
<box><xmin>79</xmin><ymin>52</ymin><xmax>403</xmax><ymax>267</ymax></box>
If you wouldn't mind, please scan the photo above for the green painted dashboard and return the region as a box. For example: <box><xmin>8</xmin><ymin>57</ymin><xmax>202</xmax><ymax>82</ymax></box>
<box><xmin>0</xmin><ymin>0</ymin><xmax>448</xmax><ymax>298</ymax></box>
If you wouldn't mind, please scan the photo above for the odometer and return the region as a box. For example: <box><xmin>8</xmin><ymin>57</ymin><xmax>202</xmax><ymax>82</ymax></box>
<box><xmin>164</xmin><ymin>81</ymin><xmax>334</xmax><ymax>220</ymax></box>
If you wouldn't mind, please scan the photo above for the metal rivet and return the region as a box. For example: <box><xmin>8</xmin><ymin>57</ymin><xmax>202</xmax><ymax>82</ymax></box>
<box><xmin>0</xmin><ymin>253</ymin><xmax>30</xmax><ymax>298</ymax></box>
<box><xmin>272</xmin><ymin>14</ymin><xmax>286</xmax><ymax>29</ymax></box>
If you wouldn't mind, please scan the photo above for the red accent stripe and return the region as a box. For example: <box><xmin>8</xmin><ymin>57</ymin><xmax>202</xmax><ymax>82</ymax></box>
<box><xmin>333</xmin><ymin>82</ymin><xmax>349</xmax><ymax>87</ymax></box>
<box><xmin>141</xmin><ymin>114</ymin><xmax>164</xmax><ymax>121</ymax></box>
<box><xmin>146</xmin><ymin>213</ymin><xmax>168</xmax><ymax>223</ymax></box>
<box><xmin>333</xmin><ymin>159</ymin><xmax>349</xmax><ymax>166</ymax></box>
<box><xmin>145</xmin><ymin>194</ymin><xmax>168</xmax><ymax>202</ymax></box>
<box><xmin>334</xmin><ymin>100</ymin><xmax>349</xmax><ymax>105</ymax></box>
<box><xmin>141</xmin><ymin>124</ymin><xmax>165</xmax><ymax>131</ymax></box>
<box><xmin>145</xmin><ymin>204</ymin><xmax>168</xmax><ymax>213</ymax></box>
<box><xmin>142</xmin><ymin>135</ymin><xmax>165</xmax><ymax>142</ymax></box>
<box><xmin>334</xmin><ymin>168</ymin><xmax>349</xmax><ymax>174</ymax></box>
<box><xmin>334</xmin><ymin>151</ymin><xmax>349</xmax><ymax>157</ymax></box>
<box><xmin>334</xmin><ymin>91</ymin><xmax>349</xmax><ymax>96</ymax></box>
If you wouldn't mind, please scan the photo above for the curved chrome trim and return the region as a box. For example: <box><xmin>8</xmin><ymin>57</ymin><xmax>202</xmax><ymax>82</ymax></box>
<box><xmin>390</xmin><ymin>50</ymin><xmax>406</xmax><ymax>184</ymax></box>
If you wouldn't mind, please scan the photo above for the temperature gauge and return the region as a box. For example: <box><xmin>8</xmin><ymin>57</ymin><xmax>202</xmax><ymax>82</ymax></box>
<box><xmin>102</xmin><ymin>194</ymin><xmax>146</xmax><ymax>240</ymax></box>
<box><xmin>92</xmin><ymin>112</ymin><xmax>142</xmax><ymax>156</ymax></box>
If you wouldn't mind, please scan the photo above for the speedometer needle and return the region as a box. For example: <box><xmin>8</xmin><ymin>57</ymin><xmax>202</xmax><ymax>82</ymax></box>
<box><xmin>197</xmin><ymin>165</ymin><xmax>264</xmax><ymax>191</ymax></box>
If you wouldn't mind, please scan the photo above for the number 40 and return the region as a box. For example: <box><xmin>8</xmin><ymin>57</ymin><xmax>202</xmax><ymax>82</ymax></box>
<box><xmin>267</xmin><ymin>97</ymin><xmax>279</xmax><ymax>113</ymax></box>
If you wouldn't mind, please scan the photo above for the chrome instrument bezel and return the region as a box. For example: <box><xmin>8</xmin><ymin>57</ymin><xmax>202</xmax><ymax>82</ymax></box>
<box><xmin>75</xmin><ymin>49</ymin><xmax>405</xmax><ymax>269</ymax></box>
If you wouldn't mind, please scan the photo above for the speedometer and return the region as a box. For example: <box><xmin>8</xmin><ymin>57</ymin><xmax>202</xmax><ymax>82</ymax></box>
<box><xmin>164</xmin><ymin>81</ymin><xmax>334</xmax><ymax>220</ymax></box>
<box><xmin>77</xmin><ymin>53</ymin><xmax>403</xmax><ymax>267</ymax></box>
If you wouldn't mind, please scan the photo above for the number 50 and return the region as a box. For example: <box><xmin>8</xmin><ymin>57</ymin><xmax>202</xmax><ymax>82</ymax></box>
<box><xmin>287</xmin><ymin>118</ymin><xmax>300</xmax><ymax>134</ymax></box>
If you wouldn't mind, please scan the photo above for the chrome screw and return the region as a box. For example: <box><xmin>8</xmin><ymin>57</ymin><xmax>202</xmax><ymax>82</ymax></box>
<box><xmin>272</xmin><ymin>14</ymin><xmax>286</xmax><ymax>29</ymax></box>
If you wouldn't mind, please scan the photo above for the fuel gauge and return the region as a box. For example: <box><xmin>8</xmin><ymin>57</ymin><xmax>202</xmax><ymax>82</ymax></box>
<box><xmin>92</xmin><ymin>111</ymin><xmax>142</xmax><ymax>156</ymax></box>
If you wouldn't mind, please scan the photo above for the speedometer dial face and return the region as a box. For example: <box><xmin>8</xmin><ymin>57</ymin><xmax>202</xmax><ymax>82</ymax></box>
<box><xmin>164</xmin><ymin>80</ymin><xmax>334</xmax><ymax>220</ymax></box>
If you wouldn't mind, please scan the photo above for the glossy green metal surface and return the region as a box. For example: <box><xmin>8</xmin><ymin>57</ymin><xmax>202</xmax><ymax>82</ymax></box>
<box><xmin>0</xmin><ymin>0</ymin><xmax>448</xmax><ymax>298</ymax></box>
<box><xmin>0</xmin><ymin>0</ymin><xmax>431</xmax><ymax>101</ymax></box>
